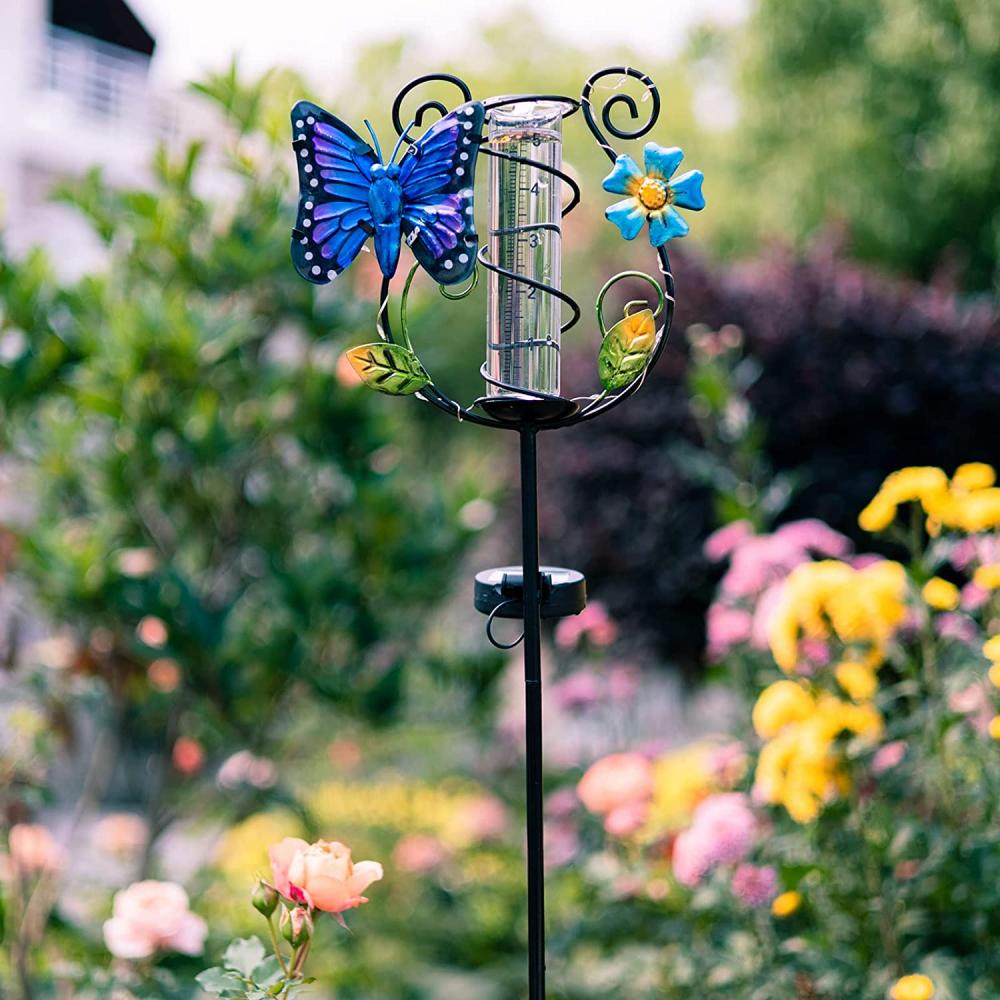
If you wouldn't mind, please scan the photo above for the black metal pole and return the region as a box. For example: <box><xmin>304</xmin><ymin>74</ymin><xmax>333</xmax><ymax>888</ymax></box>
<box><xmin>518</xmin><ymin>425</ymin><xmax>546</xmax><ymax>1000</ymax></box>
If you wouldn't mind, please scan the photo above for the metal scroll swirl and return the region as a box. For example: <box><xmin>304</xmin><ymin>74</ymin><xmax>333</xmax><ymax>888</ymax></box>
<box><xmin>391</xmin><ymin>74</ymin><xmax>473</xmax><ymax>145</ymax></box>
<box><xmin>377</xmin><ymin>67</ymin><xmax>675</xmax><ymax>431</ymax></box>
<box><xmin>581</xmin><ymin>66</ymin><xmax>661</xmax><ymax>160</ymax></box>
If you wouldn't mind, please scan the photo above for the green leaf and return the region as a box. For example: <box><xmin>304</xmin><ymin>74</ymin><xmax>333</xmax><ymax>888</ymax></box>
<box><xmin>195</xmin><ymin>967</ymin><xmax>245</xmax><ymax>995</ymax></box>
<box><xmin>598</xmin><ymin>308</ymin><xmax>656</xmax><ymax>391</ymax></box>
<box><xmin>346</xmin><ymin>342</ymin><xmax>430</xmax><ymax>396</ymax></box>
<box><xmin>251</xmin><ymin>955</ymin><xmax>283</xmax><ymax>988</ymax></box>
<box><xmin>222</xmin><ymin>937</ymin><xmax>267</xmax><ymax>976</ymax></box>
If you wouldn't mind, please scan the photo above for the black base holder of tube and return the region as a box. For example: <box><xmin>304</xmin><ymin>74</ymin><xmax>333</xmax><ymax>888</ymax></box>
<box><xmin>475</xmin><ymin>566</ymin><xmax>587</xmax><ymax>620</ymax></box>
<box><xmin>472</xmin><ymin>423</ymin><xmax>588</xmax><ymax>1000</ymax></box>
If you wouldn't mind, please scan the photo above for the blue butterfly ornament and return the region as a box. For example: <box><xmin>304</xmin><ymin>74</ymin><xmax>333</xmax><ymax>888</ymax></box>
<box><xmin>290</xmin><ymin>100</ymin><xmax>485</xmax><ymax>286</ymax></box>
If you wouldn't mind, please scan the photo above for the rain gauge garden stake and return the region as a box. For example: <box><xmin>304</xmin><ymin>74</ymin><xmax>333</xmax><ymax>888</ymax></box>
<box><xmin>288</xmin><ymin>66</ymin><xmax>705</xmax><ymax>999</ymax></box>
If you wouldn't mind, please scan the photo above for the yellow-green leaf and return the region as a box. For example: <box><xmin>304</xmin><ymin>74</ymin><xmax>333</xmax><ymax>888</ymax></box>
<box><xmin>346</xmin><ymin>342</ymin><xmax>430</xmax><ymax>396</ymax></box>
<box><xmin>598</xmin><ymin>308</ymin><xmax>656</xmax><ymax>391</ymax></box>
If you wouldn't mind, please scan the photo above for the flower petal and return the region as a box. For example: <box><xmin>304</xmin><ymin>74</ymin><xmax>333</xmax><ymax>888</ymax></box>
<box><xmin>605</xmin><ymin>198</ymin><xmax>647</xmax><ymax>241</ymax></box>
<box><xmin>347</xmin><ymin>860</ymin><xmax>384</xmax><ymax>896</ymax></box>
<box><xmin>601</xmin><ymin>154</ymin><xmax>643</xmax><ymax>195</ymax></box>
<box><xmin>670</xmin><ymin>169</ymin><xmax>705</xmax><ymax>211</ymax></box>
<box><xmin>103</xmin><ymin>917</ymin><xmax>157</xmax><ymax>960</ymax></box>
<box><xmin>643</xmin><ymin>143</ymin><xmax>684</xmax><ymax>181</ymax></box>
<box><xmin>647</xmin><ymin>206</ymin><xmax>689</xmax><ymax>246</ymax></box>
<box><xmin>268</xmin><ymin>837</ymin><xmax>309</xmax><ymax>896</ymax></box>
<box><xmin>162</xmin><ymin>912</ymin><xmax>208</xmax><ymax>956</ymax></box>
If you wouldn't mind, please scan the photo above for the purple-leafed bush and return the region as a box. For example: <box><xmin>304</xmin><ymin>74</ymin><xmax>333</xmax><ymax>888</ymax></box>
<box><xmin>541</xmin><ymin>240</ymin><xmax>999</xmax><ymax>666</ymax></box>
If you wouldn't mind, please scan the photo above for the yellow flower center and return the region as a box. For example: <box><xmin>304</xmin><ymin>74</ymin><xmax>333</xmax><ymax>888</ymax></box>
<box><xmin>637</xmin><ymin>177</ymin><xmax>669</xmax><ymax>210</ymax></box>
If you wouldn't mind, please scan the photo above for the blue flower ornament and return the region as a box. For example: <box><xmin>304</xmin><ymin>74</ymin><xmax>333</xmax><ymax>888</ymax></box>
<box><xmin>603</xmin><ymin>143</ymin><xmax>705</xmax><ymax>247</ymax></box>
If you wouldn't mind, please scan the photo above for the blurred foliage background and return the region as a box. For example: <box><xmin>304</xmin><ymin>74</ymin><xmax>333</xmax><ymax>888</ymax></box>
<box><xmin>0</xmin><ymin>1</ymin><xmax>997</xmax><ymax>997</ymax></box>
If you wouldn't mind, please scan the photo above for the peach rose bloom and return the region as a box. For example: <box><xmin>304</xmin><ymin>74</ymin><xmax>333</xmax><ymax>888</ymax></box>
<box><xmin>577</xmin><ymin>752</ymin><xmax>654</xmax><ymax>817</ymax></box>
<box><xmin>271</xmin><ymin>838</ymin><xmax>383</xmax><ymax>914</ymax></box>
<box><xmin>172</xmin><ymin>737</ymin><xmax>205</xmax><ymax>775</ymax></box>
<box><xmin>9</xmin><ymin>823</ymin><xmax>64</xmax><ymax>874</ymax></box>
<box><xmin>103</xmin><ymin>880</ymin><xmax>207</xmax><ymax>959</ymax></box>
<box><xmin>94</xmin><ymin>813</ymin><xmax>148</xmax><ymax>857</ymax></box>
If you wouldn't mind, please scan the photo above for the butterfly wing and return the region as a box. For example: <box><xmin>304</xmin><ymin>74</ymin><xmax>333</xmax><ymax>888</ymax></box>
<box><xmin>291</xmin><ymin>100</ymin><xmax>377</xmax><ymax>284</ymax></box>
<box><xmin>399</xmin><ymin>102</ymin><xmax>484</xmax><ymax>286</ymax></box>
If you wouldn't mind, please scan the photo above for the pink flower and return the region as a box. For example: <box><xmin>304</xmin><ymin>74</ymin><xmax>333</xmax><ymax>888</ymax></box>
<box><xmin>551</xmin><ymin>671</ymin><xmax>604</xmax><ymax>712</ymax></box>
<box><xmin>577</xmin><ymin>753</ymin><xmax>654</xmax><ymax>817</ymax></box>
<box><xmin>607</xmin><ymin>663</ymin><xmax>641</xmax><ymax>702</ymax></box>
<box><xmin>545</xmin><ymin>787</ymin><xmax>580</xmax><ymax>820</ymax></box>
<box><xmin>544</xmin><ymin>822</ymin><xmax>580</xmax><ymax>870</ymax></box>
<box><xmin>704</xmin><ymin>520</ymin><xmax>753</xmax><ymax>561</ymax></box>
<box><xmin>730</xmin><ymin>863</ymin><xmax>778</xmax><ymax>908</ymax></box>
<box><xmin>934</xmin><ymin>613</ymin><xmax>978</xmax><ymax>644</ymax></box>
<box><xmin>961</xmin><ymin>583</ymin><xmax>990</xmax><ymax>612</ymax></box>
<box><xmin>750</xmin><ymin>583</ymin><xmax>786</xmax><ymax>649</ymax></box>
<box><xmin>671</xmin><ymin>793</ymin><xmax>756</xmax><ymax>888</ymax></box>
<box><xmin>554</xmin><ymin>602</ymin><xmax>618</xmax><ymax>649</ymax></box>
<box><xmin>604</xmin><ymin>800</ymin><xmax>649</xmax><ymax>838</ymax></box>
<box><xmin>394</xmin><ymin>834</ymin><xmax>449</xmax><ymax>874</ymax></box>
<box><xmin>671</xmin><ymin>828</ymin><xmax>711</xmax><ymax>887</ymax></box>
<box><xmin>445</xmin><ymin>795</ymin><xmax>509</xmax><ymax>847</ymax></box>
<box><xmin>103</xmin><ymin>881</ymin><xmax>207</xmax><ymax>959</ymax></box>
<box><xmin>706</xmin><ymin>603</ymin><xmax>754</xmax><ymax>660</ymax></box>
<box><xmin>269</xmin><ymin>837</ymin><xmax>309</xmax><ymax>898</ymax></box>
<box><xmin>712</xmin><ymin>520</ymin><xmax>851</xmax><ymax>601</ymax></box>
<box><xmin>8</xmin><ymin>824</ymin><xmax>64</xmax><ymax>875</ymax></box>
<box><xmin>949</xmin><ymin>681</ymin><xmax>993</xmax><ymax>735</ymax></box>
<box><xmin>951</xmin><ymin>534</ymin><xmax>1000</xmax><ymax>571</ymax></box>
<box><xmin>773</xmin><ymin>519</ymin><xmax>850</xmax><ymax>558</ymax></box>
<box><xmin>217</xmin><ymin>750</ymin><xmax>277</xmax><ymax>790</ymax></box>
<box><xmin>691</xmin><ymin>794</ymin><xmax>756</xmax><ymax>865</ymax></box>
<box><xmin>872</xmin><ymin>740</ymin><xmax>907</xmax><ymax>775</ymax></box>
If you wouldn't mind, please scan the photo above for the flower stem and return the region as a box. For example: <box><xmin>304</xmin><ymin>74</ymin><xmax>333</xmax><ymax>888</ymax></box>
<box><xmin>267</xmin><ymin>913</ymin><xmax>290</xmax><ymax>976</ymax></box>
<box><xmin>291</xmin><ymin>939</ymin><xmax>312</xmax><ymax>978</ymax></box>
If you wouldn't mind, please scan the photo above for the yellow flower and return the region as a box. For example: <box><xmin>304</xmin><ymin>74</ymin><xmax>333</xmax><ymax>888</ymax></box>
<box><xmin>858</xmin><ymin>496</ymin><xmax>897</xmax><ymax>532</ymax></box>
<box><xmin>859</xmin><ymin>467</ymin><xmax>949</xmax><ymax>532</ymax></box>
<box><xmin>988</xmin><ymin>663</ymin><xmax>1000</xmax><ymax>688</ymax></box>
<box><xmin>956</xmin><ymin>489</ymin><xmax>1000</xmax><ymax>532</ymax></box>
<box><xmin>989</xmin><ymin>716</ymin><xmax>1000</xmax><ymax>741</ymax></box>
<box><xmin>889</xmin><ymin>973</ymin><xmax>934</xmax><ymax>1000</ymax></box>
<box><xmin>973</xmin><ymin>563</ymin><xmax>1000</xmax><ymax>590</ymax></box>
<box><xmin>752</xmin><ymin>681</ymin><xmax>814</xmax><ymax>739</ymax></box>
<box><xmin>643</xmin><ymin>743</ymin><xmax>715</xmax><ymax>838</ymax></box>
<box><xmin>771</xmin><ymin>890</ymin><xmax>802</xmax><ymax>918</ymax></box>
<box><xmin>881</xmin><ymin>467</ymin><xmax>949</xmax><ymax>504</ymax></box>
<box><xmin>835</xmin><ymin>661</ymin><xmax>878</xmax><ymax>701</ymax></box>
<box><xmin>859</xmin><ymin>464</ymin><xmax>1000</xmax><ymax>536</ymax></box>
<box><xmin>952</xmin><ymin>462</ymin><xmax>996</xmax><ymax>492</ymax></box>
<box><xmin>983</xmin><ymin>636</ymin><xmax>1000</xmax><ymax>661</ymax></box>
<box><xmin>768</xmin><ymin>559</ymin><xmax>906</xmax><ymax>672</ymax></box>
<box><xmin>753</xmin><ymin>692</ymin><xmax>882</xmax><ymax>823</ymax></box>
<box><xmin>921</xmin><ymin>577</ymin><xmax>960</xmax><ymax>611</ymax></box>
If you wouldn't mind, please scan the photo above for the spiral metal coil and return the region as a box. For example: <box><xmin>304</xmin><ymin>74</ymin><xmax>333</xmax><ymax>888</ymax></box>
<box><xmin>379</xmin><ymin>67</ymin><xmax>675</xmax><ymax>431</ymax></box>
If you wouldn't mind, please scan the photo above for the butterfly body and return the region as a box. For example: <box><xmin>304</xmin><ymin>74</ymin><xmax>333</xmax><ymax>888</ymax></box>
<box><xmin>291</xmin><ymin>99</ymin><xmax>485</xmax><ymax>286</ymax></box>
<box><xmin>367</xmin><ymin>164</ymin><xmax>404</xmax><ymax>278</ymax></box>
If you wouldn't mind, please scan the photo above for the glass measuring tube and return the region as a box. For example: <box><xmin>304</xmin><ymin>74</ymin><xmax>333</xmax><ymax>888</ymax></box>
<box><xmin>485</xmin><ymin>101</ymin><xmax>564</xmax><ymax>398</ymax></box>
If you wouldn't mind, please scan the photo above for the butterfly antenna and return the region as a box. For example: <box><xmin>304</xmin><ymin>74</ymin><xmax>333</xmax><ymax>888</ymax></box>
<box><xmin>389</xmin><ymin>120</ymin><xmax>416</xmax><ymax>165</ymax></box>
<box><xmin>363</xmin><ymin>120</ymin><xmax>385</xmax><ymax>164</ymax></box>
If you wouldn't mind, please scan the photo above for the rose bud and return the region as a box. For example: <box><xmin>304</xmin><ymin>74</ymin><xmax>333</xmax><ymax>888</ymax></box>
<box><xmin>280</xmin><ymin>906</ymin><xmax>313</xmax><ymax>948</ymax></box>
<box><xmin>251</xmin><ymin>880</ymin><xmax>279</xmax><ymax>918</ymax></box>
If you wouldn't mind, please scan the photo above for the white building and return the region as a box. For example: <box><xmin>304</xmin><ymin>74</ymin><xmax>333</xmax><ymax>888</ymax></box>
<box><xmin>0</xmin><ymin>0</ymin><xmax>179</xmax><ymax>275</ymax></box>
